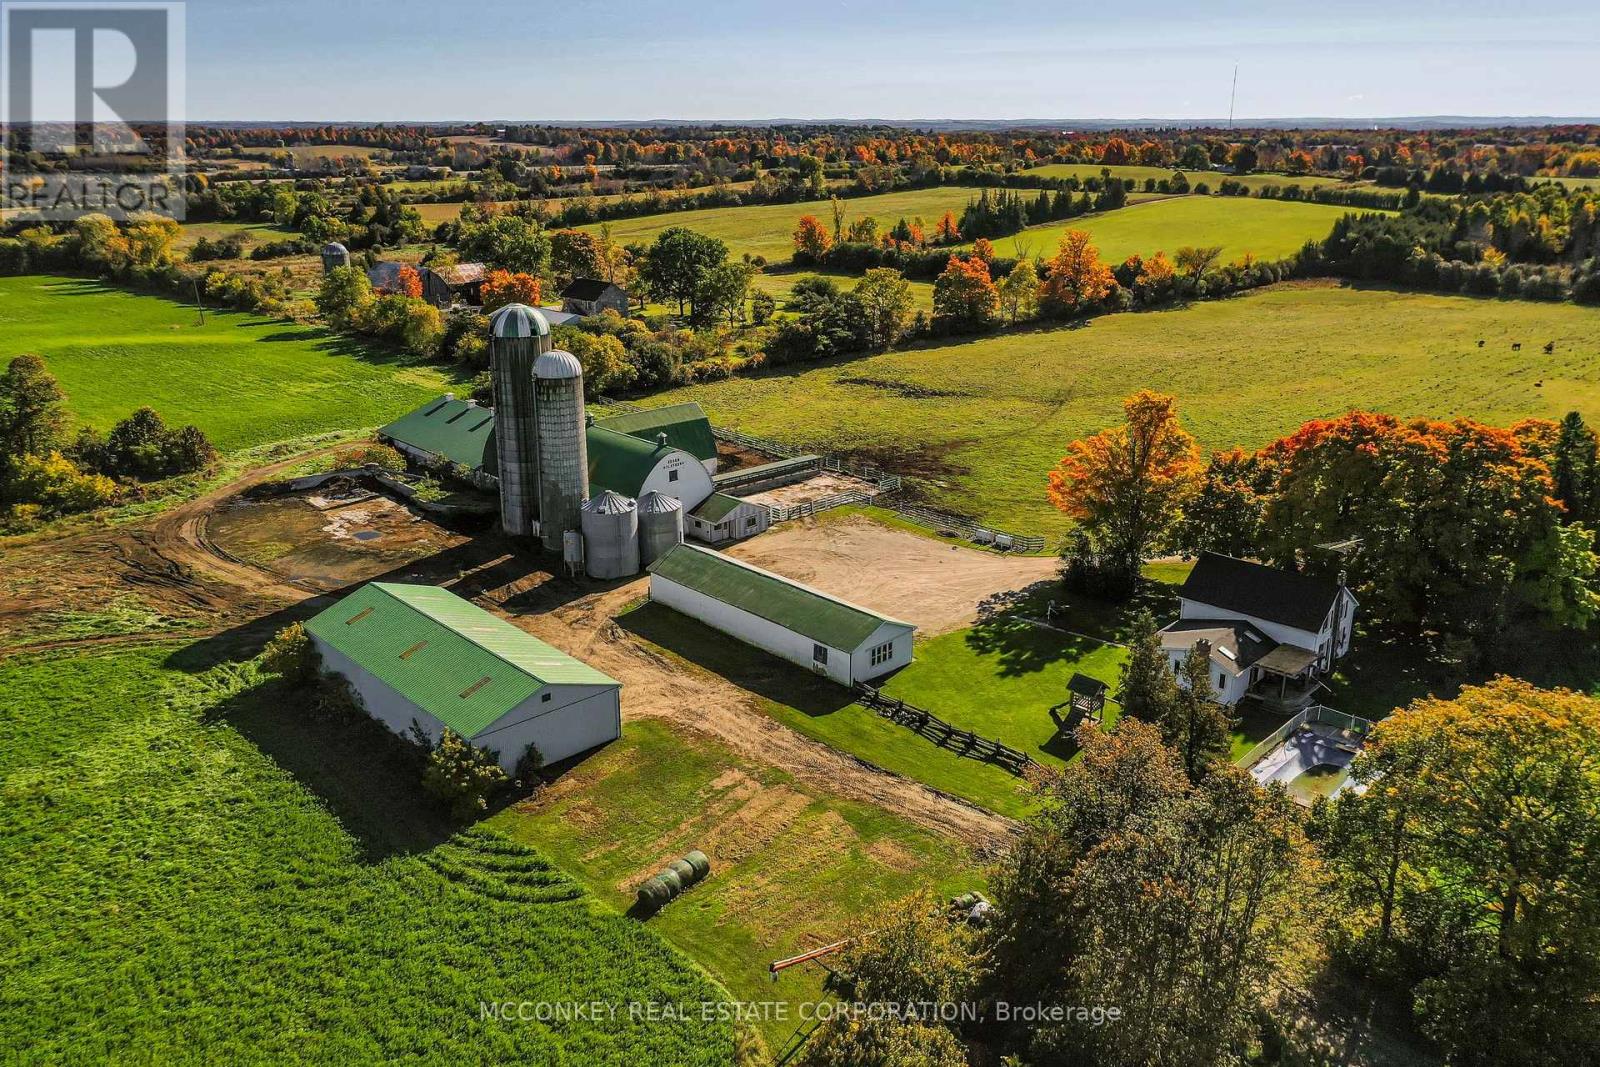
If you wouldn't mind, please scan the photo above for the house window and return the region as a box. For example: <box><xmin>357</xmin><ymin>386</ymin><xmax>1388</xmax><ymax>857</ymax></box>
<box><xmin>1218</xmin><ymin>672</ymin><xmax>1226</xmax><ymax>690</ymax></box>
<box><xmin>870</xmin><ymin>642</ymin><xmax>894</xmax><ymax>667</ymax></box>
<box><xmin>668</xmin><ymin>469</ymin><xmax>679</xmax><ymax>482</ymax></box>
<box><xmin>541</xmin><ymin>693</ymin><xmax>552</xmax><ymax>703</ymax></box>
<box><xmin>813</xmin><ymin>644</ymin><xmax>828</xmax><ymax>664</ymax></box>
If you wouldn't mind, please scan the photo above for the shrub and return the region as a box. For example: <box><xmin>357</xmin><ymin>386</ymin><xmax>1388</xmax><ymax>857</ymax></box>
<box><xmin>345</xmin><ymin>442</ymin><xmax>407</xmax><ymax>473</ymax></box>
<box><xmin>421</xmin><ymin>729</ymin><xmax>509</xmax><ymax>820</ymax></box>
<box><xmin>261</xmin><ymin>622</ymin><xmax>317</xmax><ymax>684</ymax></box>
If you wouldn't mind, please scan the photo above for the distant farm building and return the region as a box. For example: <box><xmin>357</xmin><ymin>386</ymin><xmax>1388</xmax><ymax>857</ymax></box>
<box><xmin>647</xmin><ymin>543</ymin><xmax>914</xmax><ymax>685</ymax></box>
<box><xmin>560</xmin><ymin>278</ymin><xmax>629</xmax><ymax>317</ymax></box>
<box><xmin>688</xmin><ymin>492</ymin><xmax>770</xmax><ymax>543</ymax></box>
<box><xmin>1160</xmin><ymin>552</ymin><xmax>1357</xmax><ymax>709</ymax></box>
<box><xmin>305</xmin><ymin>582</ymin><xmax>621</xmax><ymax>772</ymax></box>
<box><xmin>366</xmin><ymin>261</ymin><xmax>489</xmax><ymax>307</ymax></box>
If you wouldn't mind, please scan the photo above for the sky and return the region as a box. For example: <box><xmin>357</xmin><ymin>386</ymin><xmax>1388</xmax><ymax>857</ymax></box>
<box><xmin>174</xmin><ymin>0</ymin><xmax>1600</xmax><ymax>122</ymax></box>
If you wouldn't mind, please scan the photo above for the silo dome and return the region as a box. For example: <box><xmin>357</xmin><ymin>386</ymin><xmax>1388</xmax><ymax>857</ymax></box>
<box><xmin>584</xmin><ymin>489</ymin><xmax>635</xmax><ymax>515</ymax></box>
<box><xmin>490</xmin><ymin>303</ymin><xmax>551</xmax><ymax>340</ymax></box>
<box><xmin>534</xmin><ymin>349</ymin><xmax>584</xmax><ymax>380</ymax></box>
<box><xmin>322</xmin><ymin>241</ymin><xmax>348</xmax><ymax>255</ymax></box>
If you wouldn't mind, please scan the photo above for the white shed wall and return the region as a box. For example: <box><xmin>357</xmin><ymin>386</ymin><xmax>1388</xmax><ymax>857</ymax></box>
<box><xmin>649</xmin><ymin>574</ymin><xmax>853</xmax><ymax>685</ymax></box>
<box><xmin>848</xmin><ymin>621</ymin><xmax>915</xmax><ymax>682</ymax></box>
<box><xmin>640</xmin><ymin>451</ymin><xmax>716</xmax><ymax>514</ymax></box>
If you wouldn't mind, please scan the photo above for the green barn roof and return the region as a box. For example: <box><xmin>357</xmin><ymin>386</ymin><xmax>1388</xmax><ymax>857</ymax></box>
<box><xmin>594</xmin><ymin>403</ymin><xmax>717</xmax><ymax>463</ymax></box>
<box><xmin>305</xmin><ymin>583</ymin><xmax>617</xmax><ymax>737</ymax></box>
<box><xmin>378</xmin><ymin>396</ymin><xmax>498</xmax><ymax>476</ymax></box>
<box><xmin>691</xmin><ymin>492</ymin><xmax>745</xmax><ymax>522</ymax></box>
<box><xmin>647</xmin><ymin>544</ymin><xmax>912</xmax><ymax>651</ymax></box>
<box><xmin>587</xmin><ymin>424</ymin><xmax>671</xmax><ymax>498</ymax></box>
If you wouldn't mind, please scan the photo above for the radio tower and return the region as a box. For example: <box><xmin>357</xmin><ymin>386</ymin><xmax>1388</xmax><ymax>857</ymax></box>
<box><xmin>1228</xmin><ymin>64</ymin><xmax>1238</xmax><ymax>129</ymax></box>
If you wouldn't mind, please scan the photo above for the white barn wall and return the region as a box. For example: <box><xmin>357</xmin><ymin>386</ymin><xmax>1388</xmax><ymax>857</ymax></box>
<box><xmin>848</xmin><ymin>622</ymin><xmax>914</xmax><ymax>682</ymax></box>
<box><xmin>311</xmin><ymin>635</ymin><xmax>621</xmax><ymax>772</ymax></box>
<box><xmin>639</xmin><ymin>451</ymin><xmax>715</xmax><ymax>512</ymax></box>
<box><xmin>650</xmin><ymin>575</ymin><xmax>852</xmax><ymax>685</ymax></box>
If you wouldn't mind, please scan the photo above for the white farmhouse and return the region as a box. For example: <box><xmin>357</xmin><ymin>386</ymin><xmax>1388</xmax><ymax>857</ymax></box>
<box><xmin>305</xmin><ymin>582</ymin><xmax>621</xmax><ymax>772</ymax></box>
<box><xmin>647</xmin><ymin>543</ymin><xmax>914</xmax><ymax>686</ymax></box>
<box><xmin>1160</xmin><ymin>552</ymin><xmax>1357</xmax><ymax>709</ymax></box>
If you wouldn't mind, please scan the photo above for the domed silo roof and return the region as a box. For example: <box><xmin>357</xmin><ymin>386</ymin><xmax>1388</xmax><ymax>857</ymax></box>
<box><xmin>638</xmin><ymin>490</ymin><xmax>681</xmax><ymax>514</ymax></box>
<box><xmin>583</xmin><ymin>489</ymin><xmax>636</xmax><ymax>514</ymax></box>
<box><xmin>534</xmin><ymin>349</ymin><xmax>583</xmax><ymax>380</ymax></box>
<box><xmin>489</xmin><ymin>303</ymin><xmax>551</xmax><ymax>340</ymax></box>
<box><xmin>322</xmin><ymin>241</ymin><xmax>348</xmax><ymax>255</ymax></box>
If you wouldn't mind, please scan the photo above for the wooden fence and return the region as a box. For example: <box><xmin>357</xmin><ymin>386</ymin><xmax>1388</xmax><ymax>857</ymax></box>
<box><xmin>768</xmin><ymin>490</ymin><xmax>881</xmax><ymax>523</ymax></box>
<box><xmin>856</xmin><ymin>684</ymin><xmax>1041</xmax><ymax>777</ymax></box>
<box><xmin>1235</xmin><ymin>704</ymin><xmax>1377</xmax><ymax>771</ymax></box>
<box><xmin>889</xmin><ymin>502</ymin><xmax>1048</xmax><ymax>554</ymax></box>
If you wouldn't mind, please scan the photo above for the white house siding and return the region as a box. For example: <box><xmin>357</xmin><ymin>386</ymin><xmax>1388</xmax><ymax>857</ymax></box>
<box><xmin>310</xmin><ymin>636</ymin><xmax>620</xmax><ymax>772</ymax></box>
<box><xmin>1177</xmin><ymin>598</ymin><xmax>1334</xmax><ymax>666</ymax></box>
<box><xmin>848</xmin><ymin>622</ymin><xmax>914</xmax><ymax>682</ymax></box>
<box><xmin>639</xmin><ymin>452</ymin><xmax>716</xmax><ymax>514</ymax></box>
<box><xmin>1168</xmin><ymin>650</ymin><xmax>1252</xmax><ymax>705</ymax></box>
<box><xmin>649</xmin><ymin>574</ymin><xmax>856</xmax><ymax>685</ymax></box>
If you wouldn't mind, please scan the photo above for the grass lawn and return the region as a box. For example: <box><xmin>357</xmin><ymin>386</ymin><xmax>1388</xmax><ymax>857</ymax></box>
<box><xmin>0</xmin><ymin>275</ymin><xmax>461</xmax><ymax>452</ymax></box>
<box><xmin>0</xmin><ymin>646</ymin><xmax>734</xmax><ymax>1065</ymax></box>
<box><xmin>176</xmin><ymin>219</ymin><xmax>300</xmax><ymax>250</ymax></box>
<box><xmin>578</xmin><ymin>185</ymin><xmax>1003</xmax><ymax>263</ymax></box>
<box><xmin>1023</xmin><ymin>164</ymin><xmax>1354</xmax><ymax>193</ymax></box>
<box><xmin>752</xmin><ymin>270</ymin><xmax>936</xmax><ymax>313</ymax></box>
<box><xmin>653</xmin><ymin>281</ymin><xmax>1600</xmax><ymax>538</ymax></box>
<box><xmin>499</xmin><ymin>718</ymin><xmax>981</xmax><ymax>1053</ymax></box>
<box><xmin>975</xmin><ymin>194</ymin><xmax>1372</xmax><ymax>263</ymax></box>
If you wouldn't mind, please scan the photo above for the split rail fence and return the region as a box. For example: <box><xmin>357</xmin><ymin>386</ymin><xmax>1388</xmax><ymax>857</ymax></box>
<box><xmin>855</xmin><ymin>684</ymin><xmax>1041</xmax><ymax>777</ymax></box>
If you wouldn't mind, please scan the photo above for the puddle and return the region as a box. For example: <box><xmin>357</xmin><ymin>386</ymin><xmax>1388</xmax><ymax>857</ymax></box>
<box><xmin>353</xmin><ymin>530</ymin><xmax>381</xmax><ymax>542</ymax></box>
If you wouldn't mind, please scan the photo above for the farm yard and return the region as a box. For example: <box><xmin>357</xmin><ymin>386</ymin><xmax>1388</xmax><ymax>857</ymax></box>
<box><xmin>655</xmin><ymin>281</ymin><xmax>1600</xmax><ymax>536</ymax></box>
<box><xmin>0</xmin><ymin>276</ymin><xmax>460</xmax><ymax>451</ymax></box>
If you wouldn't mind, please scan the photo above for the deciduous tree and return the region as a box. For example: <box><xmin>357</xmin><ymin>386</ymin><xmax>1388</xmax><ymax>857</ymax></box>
<box><xmin>479</xmin><ymin>269</ymin><xmax>542</xmax><ymax>311</ymax></box>
<box><xmin>931</xmin><ymin>255</ymin><xmax>999</xmax><ymax>332</ymax></box>
<box><xmin>792</xmin><ymin>214</ymin><xmax>832</xmax><ymax>261</ymax></box>
<box><xmin>853</xmin><ymin>268</ymin><xmax>914</xmax><ymax>349</ymax></box>
<box><xmin>1040</xmin><ymin>230</ymin><xmax>1116</xmax><ymax>317</ymax></box>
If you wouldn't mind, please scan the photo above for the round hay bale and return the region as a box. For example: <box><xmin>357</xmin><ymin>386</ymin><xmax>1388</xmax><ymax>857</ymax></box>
<box><xmin>668</xmin><ymin>859</ymin><xmax>696</xmax><ymax>885</ymax></box>
<box><xmin>682</xmin><ymin>850</ymin><xmax>711</xmax><ymax>880</ymax></box>
<box><xmin>637</xmin><ymin>876</ymin><xmax>671</xmax><ymax>910</ymax></box>
<box><xmin>952</xmin><ymin>892</ymin><xmax>978</xmax><ymax>911</ymax></box>
<box><xmin>657</xmin><ymin>868</ymin><xmax>684</xmax><ymax>896</ymax></box>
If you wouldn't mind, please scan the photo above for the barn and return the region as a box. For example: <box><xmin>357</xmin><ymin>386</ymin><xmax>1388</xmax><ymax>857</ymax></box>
<box><xmin>687</xmin><ymin>492</ymin><xmax>770</xmax><ymax>543</ymax></box>
<box><xmin>647</xmin><ymin>544</ymin><xmax>914</xmax><ymax>685</ymax></box>
<box><xmin>305</xmin><ymin>582</ymin><xmax>621</xmax><ymax>772</ymax></box>
<box><xmin>592</xmin><ymin>403</ymin><xmax>720</xmax><ymax>473</ymax></box>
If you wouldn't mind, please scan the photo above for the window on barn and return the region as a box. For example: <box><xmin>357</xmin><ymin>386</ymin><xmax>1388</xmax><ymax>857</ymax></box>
<box><xmin>870</xmin><ymin>642</ymin><xmax>894</xmax><ymax>667</ymax></box>
<box><xmin>813</xmin><ymin>644</ymin><xmax>828</xmax><ymax>664</ymax></box>
<box><xmin>746</xmin><ymin>516</ymin><xmax>758</xmax><ymax>529</ymax></box>
<box><xmin>668</xmin><ymin>469</ymin><xmax>679</xmax><ymax>482</ymax></box>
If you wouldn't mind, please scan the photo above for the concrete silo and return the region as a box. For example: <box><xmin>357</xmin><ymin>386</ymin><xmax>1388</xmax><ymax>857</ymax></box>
<box><xmin>534</xmin><ymin>349</ymin><xmax>589</xmax><ymax>553</ymax></box>
<box><xmin>636</xmin><ymin>491</ymin><xmax>684</xmax><ymax>568</ymax></box>
<box><xmin>581</xmin><ymin>490</ymin><xmax>639</xmax><ymax>580</ymax></box>
<box><xmin>488</xmin><ymin>304</ymin><xmax>552</xmax><ymax>537</ymax></box>
<box><xmin>320</xmin><ymin>242</ymin><xmax>351</xmax><ymax>273</ymax></box>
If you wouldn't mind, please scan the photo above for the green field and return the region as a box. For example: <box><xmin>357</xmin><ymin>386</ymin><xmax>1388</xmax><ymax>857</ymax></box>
<box><xmin>238</xmin><ymin>144</ymin><xmax>386</xmax><ymax>163</ymax></box>
<box><xmin>979</xmin><ymin>194</ymin><xmax>1369</xmax><ymax>263</ymax></box>
<box><xmin>0</xmin><ymin>646</ymin><xmax>734</xmax><ymax>1064</ymax></box>
<box><xmin>177</xmin><ymin>219</ymin><xmax>301</xmax><ymax>250</ymax></box>
<box><xmin>0</xmin><ymin>276</ymin><xmax>459</xmax><ymax>452</ymax></box>
<box><xmin>752</xmin><ymin>270</ymin><xmax>937</xmax><ymax>313</ymax></box>
<box><xmin>500</xmin><ymin>718</ymin><xmax>980</xmax><ymax>1051</ymax></box>
<box><xmin>1024</xmin><ymin>163</ymin><xmax>1354</xmax><ymax>192</ymax></box>
<box><xmin>578</xmin><ymin>185</ymin><xmax>1003</xmax><ymax>262</ymax></box>
<box><xmin>653</xmin><ymin>281</ymin><xmax>1600</xmax><ymax>538</ymax></box>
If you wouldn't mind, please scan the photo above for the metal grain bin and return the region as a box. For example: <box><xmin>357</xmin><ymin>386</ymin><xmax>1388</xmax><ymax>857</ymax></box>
<box><xmin>581</xmin><ymin>490</ymin><xmax>639</xmax><ymax>580</ymax></box>
<box><xmin>637</xmin><ymin>490</ymin><xmax>684</xmax><ymax>568</ymax></box>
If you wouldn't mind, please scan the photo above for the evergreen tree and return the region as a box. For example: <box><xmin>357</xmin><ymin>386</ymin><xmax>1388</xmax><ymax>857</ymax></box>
<box><xmin>1119</xmin><ymin>610</ymin><xmax>1180</xmax><ymax>722</ymax></box>
<box><xmin>1552</xmin><ymin>411</ymin><xmax>1598</xmax><ymax>524</ymax></box>
<box><xmin>0</xmin><ymin>354</ymin><xmax>66</xmax><ymax>459</ymax></box>
<box><xmin>1161</xmin><ymin>642</ymin><xmax>1234</xmax><ymax>782</ymax></box>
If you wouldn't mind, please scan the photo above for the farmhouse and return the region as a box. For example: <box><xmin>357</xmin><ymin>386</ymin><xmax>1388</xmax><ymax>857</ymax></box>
<box><xmin>647</xmin><ymin>543</ymin><xmax>914</xmax><ymax>685</ymax></box>
<box><xmin>560</xmin><ymin>278</ymin><xmax>629</xmax><ymax>317</ymax></box>
<box><xmin>305</xmin><ymin>582</ymin><xmax>621</xmax><ymax>772</ymax></box>
<box><xmin>1160</xmin><ymin>552</ymin><xmax>1357</xmax><ymax>708</ymax></box>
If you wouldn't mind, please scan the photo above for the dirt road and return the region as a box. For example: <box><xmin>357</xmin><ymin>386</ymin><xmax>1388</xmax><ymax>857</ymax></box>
<box><xmin>727</xmin><ymin>515</ymin><xmax>1059</xmax><ymax>634</ymax></box>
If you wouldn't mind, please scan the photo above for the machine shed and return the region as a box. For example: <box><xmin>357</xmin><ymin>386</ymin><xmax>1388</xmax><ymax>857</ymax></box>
<box><xmin>647</xmin><ymin>544</ymin><xmax>914</xmax><ymax>686</ymax></box>
<box><xmin>377</xmin><ymin>395</ymin><xmax>497</xmax><ymax>489</ymax></box>
<box><xmin>305</xmin><ymin>583</ymin><xmax>621</xmax><ymax>772</ymax></box>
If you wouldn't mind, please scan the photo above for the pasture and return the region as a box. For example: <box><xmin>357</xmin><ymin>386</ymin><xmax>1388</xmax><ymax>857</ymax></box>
<box><xmin>1024</xmin><ymin>163</ymin><xmax>1354</xmax><ymax>192</ymax></box>
<box><xmin>577</xmin><ymin>185</ymin><xmax>1004</xmax><ymax>262</ymax></box>
<box><xmin>979</xmin><ymin>194</ymin><xmax>1370</xmax><ymax>264</ymax></box>
<box><xmin>0</xmin><ymin>276</ymin><xmax>459</xmax><ymax>452</ymax></box>
<box><xmin>177</xmin><ymin>219</ymin><xmax>300</xmax><ymax>250</ymax></box>
<box><xmin>237</xmin><ymin>144</ymin><xmax>387</xmax><ymax>163</ymax></box>
<box><xmin>752</xmin><ymin>270</ymin><xmax>937</xmax><ymax>312</ymax></box>
<box><xmin>0</xmin><ymin>646</ymin><xmax>734</xmax><ymax>1065</ymax></box>
<box><xmin>653</xmin><ymin>280</ymin><xmax>1600</xmax><ymax>538</ymax></box>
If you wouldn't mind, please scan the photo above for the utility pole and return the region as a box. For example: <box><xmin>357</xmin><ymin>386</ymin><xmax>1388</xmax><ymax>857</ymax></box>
<box><xmin>193</xmin><ymin>277</ymin><xmax>205</xmax><ymax>325</ymax></box>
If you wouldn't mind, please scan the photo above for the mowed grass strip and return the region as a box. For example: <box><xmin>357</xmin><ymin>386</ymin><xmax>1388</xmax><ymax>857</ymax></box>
<box><xmin>0</xmin><ymin>276</ymin><xmax>460</xmax><ymax>452</ymax></box>
<box><xmin>653</xmin><ymin>281</ymin><xmax>1600</xmax><ymax>537</ymax></box>
<box><xmin>0</xmin><ymin>646</ymin><xmax>734</xmax><ymax>1065</ymax></box>
<box><xmin>498</xmin><ymin>717</ymin><xmax>981</xmax><ymax>1052</ymax></box>
<box><xmin>980</xmin><ymin>194</ymin><xmax>1371</xmax><ymax>263</ymax></box>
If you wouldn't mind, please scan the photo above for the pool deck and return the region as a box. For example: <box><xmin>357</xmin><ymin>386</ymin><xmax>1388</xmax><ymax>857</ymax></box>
<box><xmin>1249</xmin><ymin>724</ymin><xmax>1365</xmax><ymax>804</ymax></box>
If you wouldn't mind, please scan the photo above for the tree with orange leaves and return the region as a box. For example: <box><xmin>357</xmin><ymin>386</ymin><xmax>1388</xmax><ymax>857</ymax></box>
<box><xmin>931</xmin><ymin>255</ymin><xmax>999</xmax><ymax>333</ymax></box>
<box><xmin>935</xmin><ymin>211</ymin><xmax>960</xmax><ymax>244</ymax></box>
<box><xmin>1040</xmin><ymin>230</ymin><xmax>1117</xmax><ymax>317</ymax></box>
<box><xmin>479</xmin><ymin>269</ymin><xmax>541</xmax><ymax>312</ymax></box>
<box><xmin>395</xmin><ymin>265</ymin><xmax>423</xmax><ymax>300</ymax></box>
<box><xmin>792</xmin><ymin>215</ymin><xmax>831</xmax><ymax>261</ymax></box>
<box><xmin>1049</xmin><ymin>390</ymin><xmax>1203</xmax><ymax>583</ymax></box>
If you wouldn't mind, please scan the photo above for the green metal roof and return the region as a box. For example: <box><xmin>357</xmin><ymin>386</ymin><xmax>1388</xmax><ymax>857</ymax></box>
<box><xmin>587</xmin><ymin>424</ymin><xmax>670</xmax><ymax>498</ymax></box>
<box><xmin>595</xmin><ymin>403</ymin><xmax>717</xmax><ymax>463</ymax></box>
<box><xmin>648</xmin><ymin>544</ymin><xmax>912</xmax><ymax>651</ymax></box>
<box><xmin>305</xmin><ymin>583</ymin><xmax>617</xmax><ymax>737</ymax></box>
<box><xmin>691</xmin><ymin>492</ymin><xmax>745</xmax><ymax>522</ymax></box>
<box><xmin>378</xmin><ymin>396</ymin><xmax>498</xmax><ymax>476</ymax></box>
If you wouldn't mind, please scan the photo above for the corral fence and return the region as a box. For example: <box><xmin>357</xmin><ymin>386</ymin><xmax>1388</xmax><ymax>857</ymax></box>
<box><xmin>714</xmin><ymin>428</ymin><xmax>902</xmax><ymax>491</ymax></box>
<box><xmin>856</xmin><ymin>684</ymin><xmax>1042</xmax><ymax>777</ymax></box>
<box><xmin>1235</xmin><ymin>704</ymin><xmax>1377</xmax><ymax>771</ymax></box>
<box><xmin>889</xmin><ymin>502</ymin><xmax>1047</xmax><ymax>554</ymax></box>
<box><xmin>767</xmin><ymin>490</ymin><xmax>883</xmax><ymax>522</ymax></box>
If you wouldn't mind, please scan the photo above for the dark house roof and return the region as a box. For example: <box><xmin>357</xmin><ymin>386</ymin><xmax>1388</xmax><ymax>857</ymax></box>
<box><xmin>1179</xmin><ymin>553</ymin><xmax>1344</xmax><ymax>634</ymax></box>
<box><xmin>561</xmin><ymin>278</ymin><xmax>623</xmax><ymax>301</ymax></box>
<box><xmin>1159</xmin><ymin>618</ymin><xmax>1279</xmax><ymax>674</ymax></box>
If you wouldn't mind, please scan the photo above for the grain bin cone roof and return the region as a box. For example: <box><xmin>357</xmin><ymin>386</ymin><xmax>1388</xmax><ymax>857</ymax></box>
<box><xmin>322</xmin><ymin>241</ymin><xmax>349</xmax><ymax>255</ymax></box>
<box><xmin>489</xmin><ymin>303</ymin><xmax>551</xmax><ymax>340</ymax></box>
<box><xmin>638</xmin><ymin>490</ymin><xmax>682</xmax><ymax>515</ymax></box>
<box><xmin>583</xmin><ymin>489</ymin><xmax>636</xmax><ymax>514</ymax></box>
<box><xmin>534</xmin><ymin>349</ymin><xmax>584</xmax><ymax>380</ymax></box>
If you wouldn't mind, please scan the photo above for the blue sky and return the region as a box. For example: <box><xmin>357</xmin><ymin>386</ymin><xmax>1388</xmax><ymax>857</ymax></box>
<box><xmin>181</xmin><ymin>0</ymin><xmax>1600</xmax><ymax>121</ymax></box>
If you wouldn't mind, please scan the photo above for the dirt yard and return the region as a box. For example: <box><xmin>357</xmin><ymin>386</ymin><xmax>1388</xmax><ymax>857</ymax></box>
<box><xmin>725</xmin><ymin>514</ymin><xmax>1059</xmax><ymax>633</ymax></box>
<box><xmin>736</xmin><ymin>472</ymin><xmax>881</xmax><ymax>510</ymax></box>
